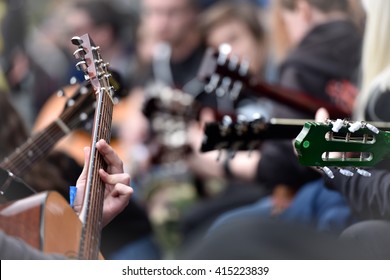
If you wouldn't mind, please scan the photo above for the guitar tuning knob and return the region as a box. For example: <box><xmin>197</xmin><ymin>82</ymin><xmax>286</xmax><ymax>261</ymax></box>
<box><xmin>228</xmin><ymin>55</ymin><xmax>239</xmax><ymax>71</ymax></box>
<box><xmin>239</xmin><ymin>58</ymin><xmax>250</xmax><ymax>77</ymax></box>
<box><xmin>71</xmin><ymin>36</ymin><xmax>83</xmax><ymax>46</ymax></box>
<box><xmin>75</xmin><ymin>60</ymin><xmax>88</xmax><ymax>72</ymax></box>
<box><xmin>348</xmin><ymin>121</ymin><xmax>363</xmax><ymax>133</ymax></box>
<box><xmin>73</xmin><ymin>48</ymin><xmax>86</xmax><ymax>59</ymax></box>
<box><xmin>215</xmin><ymin>76</ymin><xmax>232</xmax><ymax>97</ymax></box>
<box><xmin>204</xmin><ymin>73</ymin><xmax>220</xmax><ymax>93</ymax></box>
<box><xmin>229</xmin><ymin>81</ymin><xmax>242</xmax><ymax>100</ymax></box>
<box><xmin>356</xmin><ymin>168</ymin><xmax>371</xmax><ymax>177</ymax></box>
<box><xmin>365</xmin><ymin>123</ymin><xmax>379</xmax><ymax>134</ymax></box>
<box><xmin>218</xmin><ymin>43</ymin><xmax>232</xmax><ymax>65</ymax></box>
<box><xmin>338</xmin><ymin>168</ymin><xmax>354</xmax><ymax>177</ymax></box>
<box><xmin>331</xmin><ymin>119</ymin><xmax>344</xmax><ymax>132</ymax></box>
<box><xmin>222</xmin><ymin>115</ymin><xmax>233</xmax><ymax>127</ymax></box>
<box><xmin>321</xmin><ymin>166</ymin><xmax>334</xmax><ymax>179</ymax></box>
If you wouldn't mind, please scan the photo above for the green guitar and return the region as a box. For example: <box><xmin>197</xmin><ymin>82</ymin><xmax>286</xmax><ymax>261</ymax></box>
<box><xmin>294</xmin><ymin>119</ymin><xmax>390</xmax><ymax>177</ymax></box>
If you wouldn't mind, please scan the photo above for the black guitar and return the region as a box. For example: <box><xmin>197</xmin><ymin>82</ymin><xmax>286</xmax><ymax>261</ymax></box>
<box><xmin>198</xmin><ymin>48</ymin><xmax>352</xmax><ymax>119</ymax></box>
<box><xmin>201</xmin><ymin>117</ymin><xmax>390</xmax><ymax>156</ymax></box>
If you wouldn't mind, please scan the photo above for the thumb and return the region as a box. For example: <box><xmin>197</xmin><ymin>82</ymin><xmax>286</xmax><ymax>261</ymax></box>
<box><xmin>315</xmin><ymin>107</ymin><xmax>330</xmax><ymax>122</ymax></box>
<box><xmin>79</xmin><ymin>146</ymin><xmax>91</xmax><ymax>179</ymax></box>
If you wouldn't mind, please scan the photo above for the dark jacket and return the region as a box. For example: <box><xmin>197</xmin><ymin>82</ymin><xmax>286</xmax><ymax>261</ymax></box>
<box><xmin>324</xmin><ymin>168</ymin><xmax>390</xmax><ymax>220</ymax></box>
<box><xmin>323</xmin><ymin>67</ymin><xmax>390</xmax><ymax>220</ymax></box>
<box><xmin>256</xmin><ymin>20</ymin><xmax>362</xmax><ymax>191</ymax></box>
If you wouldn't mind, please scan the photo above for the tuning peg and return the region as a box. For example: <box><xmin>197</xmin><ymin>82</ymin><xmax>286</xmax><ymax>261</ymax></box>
<box><xmin>204</xmin><ymin>73</ymin><xmax>220</xmax><ymax>93</ymax></box>
<box><xmin>229</xmin><ymin>81</ymin><xmax>242</xmax><ymax>100</ymax></box>
<box><xmin>222</xmin><ymin>115</ymin><xmax>233</xmax><ymax>127</ymax></box>
<box><xmin>73</xmin><ymin>48</ymin><xmax>86</xmax><ymax>59</ymax></box>
<box><xmin>215</xmin><ymin>76</ymin><xmax>232</xmax><ymax>97</ymax></box>
<box><xmin>331</xmin><ymin>119</ymin><xmax>344</xmax><ymax>132</ymax></box>
<box><xmin>356</xmin><ymin>168</ymin><xmax>371</xmax><ymax>177</ymax></box>
<box><xmin>320</xmin><ymin>166</ymin><xmax>334</xmax><ymax>179</ymax></box>
<box><xmin>338</xmin><ymin>168</ymin><xmax>354</xmax><ymax>177</ymax></box>
<box><xmin>365</xmin><ymin>123</ymin><xmax>379</xmax><ymax>134</ymax></box>
<box><xmin>228</xmin><ymin>55</ymin><xmax>239</xmax><ymax>71</ymax></box>
<box><xmin>75</xmin><ymin>60</ymin><xmax>88</xmax><ymax>72</ymax></box>
<box><xmin>348</xmin><ymin>121</ymin><xmax>363</xmax><ymax>133</ymax></box>
<box><xmin>71</xmin><ymin>36</ymin><xmax>83</xmax><ymax>46</ymax></box>
<box><xmin>238</xmin><ymin>58</ymin><xmax>250</xmax><ymax>77</ymax></box>
<box><xmin>217</xmin><ymin>44</ymin><xmax>232</xmax><ymax>65</ymax></box>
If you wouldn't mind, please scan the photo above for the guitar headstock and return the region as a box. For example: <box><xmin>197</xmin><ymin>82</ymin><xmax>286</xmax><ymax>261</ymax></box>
<box><xmin>198</xmin><ymin>45</ymin><xmax>249</xmax><ymax>100</ymax></box>
<box><xmin>201</xmin><ymin>115</ymin><xmax>269</xmax><ymax>159</ymax></box>
<box><xmin>294</xmin><ymin>119</ymin><xmax>390</xmax><ymax>178</ymax></box>
<box><xmin>71</xmin><ymin>34</ymin><xmax>119</xmax><ymax>101</ymax></box>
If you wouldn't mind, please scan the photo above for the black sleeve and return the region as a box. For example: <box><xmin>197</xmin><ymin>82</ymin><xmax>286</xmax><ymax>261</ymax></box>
<box><xmin>0</xmin><ymin>230</ymin><xmax>66</xmax><ymax>260</ymax></box>
<box><xmin>324</xmin><ymin>168</ymin><xmax>390</xmax><ymax>220</ymax></box>
<box><xmin>256</xmin><ymin>140</ymin><xmax>321</xmax><ymax>192</ymax></box>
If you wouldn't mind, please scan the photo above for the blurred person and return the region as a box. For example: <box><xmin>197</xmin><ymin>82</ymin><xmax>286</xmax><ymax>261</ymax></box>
<box><xmin>198</xmin><ymin>0</ymin><xmax>363</xmax><ymax>247</ymax></box>
<box><xmin>178</xmin><ymin>1</ymin><xmax>271</xmax><ymax>245</ymax></box>
<box><xmin>315</xmin><ymin>0</ymin><xmax>390</xmax><ymax>259</ymax></box>
<box><xmin>63</xmin><ymin>0</ymin><xmax>135</xmax><ymax>87</ymax></box>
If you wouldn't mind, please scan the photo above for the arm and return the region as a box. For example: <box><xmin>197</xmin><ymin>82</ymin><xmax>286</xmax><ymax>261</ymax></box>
<box><xmin>0</xmin><ymin>230</ymin><xmax>66</xmax><ymax>260</ymax></box>
<box><xmin>324</xmin><ymin>168</ymin><xmax>390</xmax><ymax>220</ymax></box>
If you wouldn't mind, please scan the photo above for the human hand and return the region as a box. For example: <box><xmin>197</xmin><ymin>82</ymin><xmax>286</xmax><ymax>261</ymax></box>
<box><xmin>73</xmin><ymin>139</ymin><xmax>133</xmax><ymax>227</ymax></box>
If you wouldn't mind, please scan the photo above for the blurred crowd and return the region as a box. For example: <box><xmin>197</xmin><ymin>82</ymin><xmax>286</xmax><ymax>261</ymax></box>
<box><xmin>2</xmin><ymin>0</ymin><xmax>390</xmax><ymax>260</ymax></box>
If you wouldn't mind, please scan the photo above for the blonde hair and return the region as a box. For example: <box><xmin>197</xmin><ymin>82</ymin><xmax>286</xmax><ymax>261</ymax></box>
<box><xmin>354</xmin><ymin>0</ymin><xmax>390</xmax><ymax>120</ymax></box>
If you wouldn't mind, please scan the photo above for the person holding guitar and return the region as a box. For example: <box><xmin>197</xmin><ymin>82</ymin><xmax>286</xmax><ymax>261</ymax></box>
<box><xmin>303</xmin><ymin>0</ymin><xmax>390</xmax><ymax>259</ymax></box>
<box><xmin>0</xmin><ymin>139</ymin><xmax>133</xmax><ymax>260</ymax></box>
<box><xmin>196</xmin><ymin>0</ymin><xmax>363</xmax><ymax>244</ymax></box>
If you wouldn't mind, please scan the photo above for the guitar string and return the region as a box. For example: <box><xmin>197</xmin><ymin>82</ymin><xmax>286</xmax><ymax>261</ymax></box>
<box><xmin>81</xmin><ymin>90</ymin><xmax>113</xmax><ymax>259</ymax></box>
<box><xmin>0</xmin><ymin>92</ymin><xmax>94</xmax><ymax>176</ymax></box>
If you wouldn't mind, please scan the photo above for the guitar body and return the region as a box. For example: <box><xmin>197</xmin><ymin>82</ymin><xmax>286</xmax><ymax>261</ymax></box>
<box><xmin>33</xmin><ymin>84</ymin><xmax>127</xmax><ymax>166</ymax></box>
<box><xmin>0</xmin><ymin>191</ymin><xmax>81</xmax><ymax>258</ymax></box>
<box><xmin>0</xmin><ymin>191</ymin><xmax>104</xmax><ymax>259</ymax></box>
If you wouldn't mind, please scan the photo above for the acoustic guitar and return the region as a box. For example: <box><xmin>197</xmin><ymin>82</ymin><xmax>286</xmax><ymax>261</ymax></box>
<box><xmin>0</xmin><ymin>34</ymin><xmax>116</xmax><ymax>259</ymax></box>
<box><xmin>0</xmin><ymin>81</ymin><xmax>98</xmax><ymax>202</ymax></box>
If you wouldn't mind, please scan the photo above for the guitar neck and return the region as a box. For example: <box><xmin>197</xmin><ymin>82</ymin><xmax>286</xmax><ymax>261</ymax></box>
<box><xmin>246</xmin><ymin>80</ymin><xmax>351</xmax><ymax>118</ymax></box>
<box><xmin>201</xmin><ymin>118</ymin><xmax>390</xmax><ymax>153</ymax></box>
<box><xmin>0</xmin><ymin>88</ymin><xmax>95</xmax><ymax>177</ymax></box>
<box><xmin>0</xmin><ymin>122</ymin><xmax>65</xmax><ymax>176</ymax></box>
<box><xmin>78</xmin><ymin>90</ymin><xmax>113</xmax><ymax>260</ymax></box>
